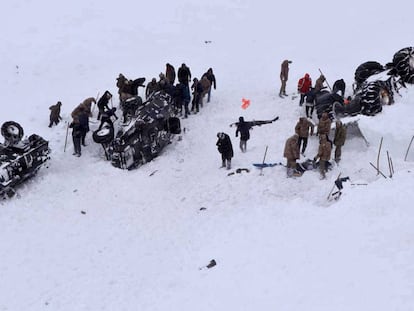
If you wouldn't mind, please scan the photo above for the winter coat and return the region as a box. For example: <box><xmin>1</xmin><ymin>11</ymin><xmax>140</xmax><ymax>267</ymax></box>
<box><xmin>316</xmin><ymin>138</ymin><xmax>332</xmax><ymax>161</ymax></box>
<box><xmin>49</xmin><ymin>102</ymin><xmax>62</xmax><ymax>122</ymax></box>
<box><xmin>295</xmin><ymin>117</ymin><xmax>314</xmax><ymax>138</ymax></box>
<box><xmin>70</xmin><ymin>121</ymin><xmax>82</xmax><ymax>138</ymax></box>
<box><xmin>202</xmin><ymin>69</ymin><xmax>216</xmax><ymax>89</ymax></box>
<box><xmin>78</xmin><ymin>111</ymin><xmax>89</xmax><ymax>133</ymax></box>
<box><xmin>177</xmin><ymin>64</ymin><xmax>192</xmax><ymax>84</ymax></box>
<box><xmin>146</xmin><ymin>80</ymin><xmax>160</xmax><ymax>98</ymax></box>
<box><xmin>334</xmin><ymin>122</ymin><xmax>346</xmax><ymax>146</ymax></box>
<box><xmin>298</xmin><ymin>74</ymin><xmax>312</xmax><ymax>94</ymax></box>
<box><xmin>317</xmin><ymin>113</ymin><xmax>332</xmax><ymax>136</ymax></box>
<box><xmin>305</xmin><ymin>88</ymin><xmax>317</xmax><ymax>106</ymax></box>
<box><xmin>81</xmin><ymin>97</ymin><xmax>96</xmax><ymax>116</ymax></box>
<box><xmin>200</xmin><ymin>76</ymin><xmax>211</xmax><ymax>97</ymax></box>
<box><xmin>191</xmin><ymin>80</ymin><xmax>204</xmax><ymax>95</ymax></box>
<box><xmin>165</xmin><ymin>63</ymin><xmax>176</xmax><ymax>84</ymax></box>
<box><xmin>116</xmin><ymin>74</ymin><xmax>127</xmax><ymax>92</ymax></box>
<box><xmin>236</xmin><ymin>121</ymin><xmax>252</xmax><ymax>141</ymax></box>
<box><xmin>280</xmin><ymin>60</ymin><xmax>290</xmax><ymax>81</ymax></box>
<box><xmin>98</xmin><ymin>91</ymin><xmax>112</xmax><ymax>110</ymax></box>
<box><xmin>283</xmin><ymin>134</ymin><xmax>300</xmax><ymax>161</ymax></box>
<box><xmin>314</xmin><ymin>75</ymin><xmax>326</xmax><ymax>92</ymax></box>
<box><xmin>216</xmin><ymin>133</ymin><xmax>234</xmax><ymax>159</ymax></box>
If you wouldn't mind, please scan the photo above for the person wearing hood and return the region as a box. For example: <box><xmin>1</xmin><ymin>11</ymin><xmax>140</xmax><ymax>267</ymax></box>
<box><xmin>295</xmin><ymin>117</ymin><xmax>315</xmax><ymax>155</ymax></box>
<box><xmin>315</xmin><ymin>74</ymin><xmax>327</xmax><ymax>92</ymax></box>
<box><xmin>48</xmin><ymin>101</ymin><xmax>62</xmax><ymax>127</ymax></box>
<box><xmin>165</xmin><ymin>63</ymin><xmax>176</xmax><ymax>85</ymax></box>
<box><xmin>297</xmin><ymin>73</ymin><xmax>312</xmax><ymax>106</ymax></box>
<box><xmin>279</xmin><ymin>60</ymin><xmax>292</xmax><ymax>97</ymax></box>
<box><xmin>201</xmin><ymin>68</ymin><xmax>216</xmax><ymax>103</ymax></box>
<box><xmin>283</xmin><ymin>133</ymin><xmax>300</xmax><ymax>177</ymax></box>
<box><xmin>235</xmin><ymin>116</ymin><xmax>253</xmax><ymax>152</ymax></box>
<box><xmin>216</xmin><ymin>132</ymin><xmax>233</xmax><ymax>170</ymax></box>
<box><xmin>314</xmin><ymin>134</ymin><xmax>332</xmax><ymax>179</ymax></box>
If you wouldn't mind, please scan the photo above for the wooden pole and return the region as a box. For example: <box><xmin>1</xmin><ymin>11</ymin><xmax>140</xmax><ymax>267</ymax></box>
<box><xmin>64</xmin><ymin>122</ymin><xmax>69</xmax><ymax>152</ymax></box>
<box><xmin>318</xmin><ymin>68</ymin><xmax>332</xmax><ymax>91</ymax></box>
<box><xmin>404</xmin><ymin>135</ymin><xmax>414</xmax><ymax>161</ymax></box>
<box><xmin>260</xmin><ymin>146</ymin><xmax>268</xmax><ymax>176</ymax></box>
<box><xmin>376</xmin><ymin>137</ymin><xmax>383</xmax><ymax>175</ymax></box>
<box><xmin>369</xmin><ymin>162</ymin><xmax>387</xmax><ymax>179</ymax></box>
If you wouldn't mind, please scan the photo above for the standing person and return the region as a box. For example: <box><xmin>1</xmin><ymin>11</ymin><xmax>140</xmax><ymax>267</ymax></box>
<box><xmin>216</xmin><ymin>132</ymin><xmax>234</xmax><ymax>170</ymax></box>
<box><xmin>177</xmin><ymin>63</ymin><xmax>192</xmax><ymax>86</ymax></box>
<box><xmin>165</xmin><ymin>63</ymin><xmax>176</xmax><ymax>85</ymax></box>
<box><xmin>202</xmin><ymin>68</ymin><xmax>216</xmax><ymax>103</ymax></box>
<box><xmin>333</xmin><ymin>120</ymin><xmax>347</xmax><ymax>163</ymax></box>
<box><xmin>78</xmin><ymin>107</ymin><xmax>90</xmax><ymax>147</ymax></box>
<box><xmin>200</xmin><ymin>76</ymin><xmax>211</xmax><ymax>105</ymax></box>
<box><xmin>48</xmin><ymin>101</ymin><xmax>62</xmax><ymax>127</ymax></box>
<box><xmin>235</xmin><ymin>117</ymin><xmax>252</xmax><ymax>153</ymax></box>
<box><xmin>283</xmin><ymin>133</ymin><xmax>300</xmax><ymax>177</ymax></box>
<box><xmin>295</xmin><ymin>117</ymin><xmax>314</xmax><ymax>156</ymax></box>
<box><xmin>116</xmin><ymin>73</ymin><xmax>127</xmax><ymax>100</ymax></box>
<box><xmin>175</xmin><ymin>82</ymin><xmax>191</xmax><ymax>118</ymax></box>
<box><xmin>314</xmin><ymin>74</ymin><xmax>327</xmax><ymax>92</ymax></box>
<box><xmin>190</xmin><ymin>78</ymin><xmax>203</xmax><ymax>113</ymax></box>
<box><xmin>317</xmin><ymin>112</ymin><xmax>332</xmax><ymax>138</ymax></box>
<box><xmin>97</xmin><ymin>91</ymin><xmax>112</xmax><ymax>120</ymax></box>
<box><xmin>305</xmin><ymin>88</ymin><xmax>317</xmax><ymax>118</ymax></box>
<box><xmin>314</xmin><ymin>134</ymin><xmax>332</xmax><ymax>179</ymax></box>
<box><xmin>279</xmin><ymin>60</ymin><xmax>292</xmax><ymax>97</ymax></box>
<box><xmin>69</xmin><ymin>119</ymin><xmax>82</xmax><ymax>157</ymax></box>
<box><xmin>297</xmin><ymin>73</ymin><xmax>312</xmax><ymax>106</ymax></box>
<box><xmin>146</xmin><ymin>78</ymin><xmax>159</xmax><ymax>98</ymax></box>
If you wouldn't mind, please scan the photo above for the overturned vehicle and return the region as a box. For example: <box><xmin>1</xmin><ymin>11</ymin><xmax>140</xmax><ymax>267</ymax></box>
<box><xmin>0</xmin><ymin>121</ymin><xmax>51</xmax><ymax>198</ymax></box>
<box><xmin>93</xmin><ymin>91</ymin><xmax>181</xmax><ymax>169</ymax></box>
<box><xmin>315</xmin><ymin>47</ymin><xmax>414</xmax><ymax>119</ymax></box>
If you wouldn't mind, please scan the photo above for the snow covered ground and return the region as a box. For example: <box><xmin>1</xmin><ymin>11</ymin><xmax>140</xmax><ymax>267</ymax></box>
<box><xmin>1</xmin><ymin>1</ymin><xmax>414</xmax><ymax>310</ymax></box>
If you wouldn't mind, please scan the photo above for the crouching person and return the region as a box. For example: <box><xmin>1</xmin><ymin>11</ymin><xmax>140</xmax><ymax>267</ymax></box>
<box><xmin>216</xmin><ymin>132</ymin><xmax>233</xmax><ymax>170</ymax></box>
<box><xmin>283</xmin><ymin>133</ymin><xmax>300</xmax><ymax>177</ymax></box>
<box><xmin>314</xmin><ymin>134</ymin><xmax>332</xmax><ymax>179</ymax></box>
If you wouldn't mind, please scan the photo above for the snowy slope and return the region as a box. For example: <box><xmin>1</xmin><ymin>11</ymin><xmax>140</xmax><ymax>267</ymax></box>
<box><xmin>1</xmin><ymin>1</ymin><xmax>414</xmax><ymax>310</ymax></box>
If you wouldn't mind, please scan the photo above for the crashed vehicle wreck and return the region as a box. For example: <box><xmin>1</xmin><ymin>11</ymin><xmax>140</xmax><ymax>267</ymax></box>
<box><xmin>93</xmin><ymin>90</ymin><xmax>181</xmax><ymax>169</ymax></box>
<box><xmin>0</xmin><ymin>121</ymin><xmax>51</xmax><ymax>198</ymax></box>
<box><xmin>315</xmin><ymin>46</ymin><xmax>414</xmax><ymax>119</ymax></box>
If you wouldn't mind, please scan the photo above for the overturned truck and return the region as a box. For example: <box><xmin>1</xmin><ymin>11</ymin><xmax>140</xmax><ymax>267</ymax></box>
<box><xmin>93</xmin><ymin>91</ymin><xmax>181</xmax><ymax>169</ymax></box>
<box><xmin>0</xmin><ymin>121</ymin><xmax>51</xmax><ymax>198</ymax></box>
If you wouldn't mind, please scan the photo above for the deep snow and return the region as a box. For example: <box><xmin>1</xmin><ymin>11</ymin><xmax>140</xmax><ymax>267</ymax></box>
<box><xmin>1</xmin><ymin>1</ymin><xmax>414</xmax><ymax>310</ymax></box>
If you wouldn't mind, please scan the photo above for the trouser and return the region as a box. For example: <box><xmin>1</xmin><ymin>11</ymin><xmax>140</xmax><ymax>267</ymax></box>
<box><xmin>335</xmin><ymin>145</ymin><xmax>342</xmax><ymax>162</ymax></box>
<box><xmin>298</xmin><ymin>137</ymin><xmax>308</xmax><ymax>153</ymax></box>
<box><xmin>49</xmin><ymin>119</ymin><xmax>59</xmax><ymax>127</ymax></box>
<box><xmin>183</xmin><ymin>100</ymin><xmax>190</xmax><ymax>118</ymax></box>
<box><xmin>221</xmin><ymin>155</ymin><xmax>231</xmax><ymax>170</ymax></box>
<box><xmin>207</xmin><ymin>88</ymin><xmax>212</xmax><ymax>102</ymax></box>
<box><xmin>305</xmin><ymin>105</ymin><xmax>314</xmax><ymax>118</ymax></box>
<box><xmin>240</xmin><ymin>140</ymin><xmax>247</xmax><ymax>152</ymax></box>
<box><xmin>279</xmin><ymin>79</ymin><xmax>287</xmax><ymax>95</ymax></box>
<box><xmin>191</xmin><ymin>94</ymin><xmax>201</xmax><ymax>112</ymax></box>
<box><xmin>299</xmin><ymin>93</ymin><xmax>306</xmax><ymax>106</ymax></box>
<box><xmin>286</xmin><ymin>159</ymin><xmax>297</xmax><ymax>177</ymax></box>
<box><xmin>73</xmin><ymin>136</ymin><xmax>82</xmax><ymax>155</ymax></box>
<box><xmin>319</xmin><ymin>160</ymin><xmax>327</xmax><ymax>178</ymax></box>
<box><xmin>81</xmin><ymin>130</ymin><xmax>87</xmax><ymax>146</ymax></box>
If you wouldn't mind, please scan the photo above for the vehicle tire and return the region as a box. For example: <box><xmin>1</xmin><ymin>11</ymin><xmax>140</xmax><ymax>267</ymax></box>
<box><xmin>92</xmin><ymin>124</ymin><xmax>114</xmax><ymax>144</ymax></box>
<box><xmin>354</xmin><ymin>61</ymin><xmax>385</xmax><ymax>90</ymax></box>
<box><xmin>1</xmin><ymin>121</ymin><xmax>24</xmax><ymax>144</ymax></box>
<box><xmin>392</xmin><ymin>47</ymin><xmax>414</xmax><ymax>84</ymax></box>
<box><xmin>166</xmin><ymin>117</ymin><xmax>181</xmax><ymax>134</ymax></box>
<box><xmin>359</xmin><ymin>80</ymin><xmax>393</xmax><ymax>116</ymax></box>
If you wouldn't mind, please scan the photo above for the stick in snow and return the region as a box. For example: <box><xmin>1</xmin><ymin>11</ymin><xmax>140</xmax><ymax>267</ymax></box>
<box><xmin>260</xmin><ymin>146</ymin><xmax>268</xmax><ymax>176</ymax></box>
<box><xmin>376</xmin><ymin>137</ymin><xmax>383</xmax><ymax>175</ymax></box>
<box><xmin>369</xmin><ymin>162</ymin><xmax>387</xmax><ymax>179</ymax></box>
<box><xmin>404</xmin><ymin>135</ymin><xmax>414</xmax><ymax>161</ymax></box>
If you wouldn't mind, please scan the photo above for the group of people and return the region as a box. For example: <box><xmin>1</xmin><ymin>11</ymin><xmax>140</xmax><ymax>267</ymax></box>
<box><xmin>48</xmin><ymin>63</ymin><xmax>217</xmax><ymax>157</ymax></box>
<box><xmin>283</xmin><ymin>113</ymin><xmax>347</xmax><ymax>179</ymax></box>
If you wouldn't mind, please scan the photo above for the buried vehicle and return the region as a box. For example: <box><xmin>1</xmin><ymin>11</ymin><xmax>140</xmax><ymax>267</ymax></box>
<box><xmin>93</xmin><ymin>91</ymin><xmax>181</xmax><ymax>169</ymax></box>
<box><xmin>0</xmin><ymin>121</ymin><xmax>51</xmax><ymax>198</ymax></box>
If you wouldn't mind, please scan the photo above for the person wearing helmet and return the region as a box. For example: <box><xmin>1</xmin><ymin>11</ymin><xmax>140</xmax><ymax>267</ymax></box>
<box><xmin>216</xmin><ymin>132</ymin><xmax>234</xmax><ymax>170</ymax></box>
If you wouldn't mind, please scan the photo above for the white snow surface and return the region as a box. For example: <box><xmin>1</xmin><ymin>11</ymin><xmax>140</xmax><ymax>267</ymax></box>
<box><xmin>1</xmin><ymin>1</ymin><xmax>414</xmax><ymax>310</ymax></box>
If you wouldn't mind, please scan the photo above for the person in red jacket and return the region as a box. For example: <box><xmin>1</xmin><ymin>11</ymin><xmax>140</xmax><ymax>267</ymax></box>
<box><xmin>297</xmin><ymin>73</ymin><xmax>312</xmax><ymax>106</ymax></box>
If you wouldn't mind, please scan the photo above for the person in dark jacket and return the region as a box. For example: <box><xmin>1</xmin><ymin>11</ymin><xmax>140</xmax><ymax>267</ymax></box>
<box><xmin>191</xmin><ymin>78</ymin><xmax>203</xmax><ymax>113</ymax></box>
<box><xmin>332</xmin><ymin>79</ymin><xmax>346</xmax><ymax>97</ymax></box>
<box><xmin>78</xmin><ymin>107</ymin><xmax>90</xmax><ymax>146</ymax></box>
<box><xmin>216</xmin><ymin>132</ymin><xmax>234</xmax><ymax>170</ymax></box>
<box><xmin>165</xmin><ymin>63</ymin><xmax>176</xmax><ymax>85</ymax></box>
<box><xmin>70</xmin><ymin>120</ymin><xmax>83</xmax><ymax>157</ymax></box>
<box><xmin>97</xmin><ymin>91</ymin><xmax>112</xmax><ymax>120</ymax></box>
<box><xmin>48</xmin><ymin>101</ymin><xmax>62</xmax><ymax>127</ymax></box>
<box><xmin>146</xmin><ymin>78</ymin><xmax>159</xmax><ymax>99</ymax></box>
<box><xmin>177</xmin><ymin>63</ymin><xmax>192</xmax><ymax>85</ymax></box>
<box><xmin>304</xmin><ymin>88</ymin><xmax>317</xmax><ymax>118</ymax></box>
<box><xmin>235</xmin><ymin>116</ymin><xmax>252</xmax><ymax>152</ymax></box>
<box><xmin>174</xmin><ymin>82</ymin><xmax>191</xmax><ymax>118</ymax></box>
<box><xmin>98</xmin><ymin>107</ymin><xmax>118</xmax><ymax>130</ymax></box>
<box><xmin>202</xmin><ymin>68</ymin><xmax>216</xmax><ymax>102</ymax></box>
